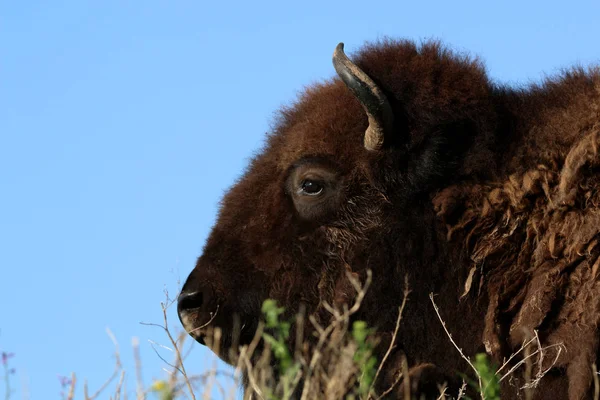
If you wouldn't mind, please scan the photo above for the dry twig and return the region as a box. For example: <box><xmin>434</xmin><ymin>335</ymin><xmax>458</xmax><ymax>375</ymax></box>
<box><xmin>300</xmin><ymin>270</ymin><xmax>372</xmax><ymax>400</ymax></box>
<box><xmin>371</xmin><ymin>274</ymin><xmax>410</xmax><ymax>398</ymax></box>
<box><xmin>140</xmin><ymin>291</ymin><xmax>196</xmax><ymax>400</ymax></box>
<box><xmin>429</xmin><ymin>293</ymin><xmax>483</xmax><ymax>395</ymax></box>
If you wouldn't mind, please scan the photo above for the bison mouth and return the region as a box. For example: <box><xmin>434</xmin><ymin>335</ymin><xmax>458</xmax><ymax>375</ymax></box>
<box><xmin>177</xmin><ymin>296</ymin><xmax>259</xmax><ymax>364</ymax></box>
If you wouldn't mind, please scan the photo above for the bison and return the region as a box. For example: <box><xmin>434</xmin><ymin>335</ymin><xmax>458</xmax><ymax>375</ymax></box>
<box><xmin>177</xmin><ymin>39</ymin><xmax>600</xmax><ymax>399</ymax></box>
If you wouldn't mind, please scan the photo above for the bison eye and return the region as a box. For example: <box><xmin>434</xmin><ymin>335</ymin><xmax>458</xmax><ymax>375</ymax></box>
<box><xmin>286</xmin><ymin>161</ymin><xmax>339</xmax><ymax>220</ymax></box>
<box><xmin>299</xmin><ymin>179</ymin><xmax>323</xmax><ymax>196</ymax></box>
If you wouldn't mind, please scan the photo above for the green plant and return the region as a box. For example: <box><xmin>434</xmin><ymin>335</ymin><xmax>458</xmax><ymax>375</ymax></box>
<box><xmin>261</xmin><ymin>299</ymin><xmax>301</xmax><ymax>400</ymax></box>
<box><xmin>472</xmin><ymin>353</ymin><xmax>500</xmax><ymax>400</ymax></box>
<box><xmin>351</xmin><ymin>320</ymin><xmax>377</xmax><ymax>397</ymax></box>
<box><xmin>261</xmin><ymin>299</ymin><xmax>294</xmax><ymax>374</ymax></box>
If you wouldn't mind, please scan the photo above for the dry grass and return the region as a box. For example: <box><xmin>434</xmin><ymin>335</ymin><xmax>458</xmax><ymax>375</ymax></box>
<box><xmin>4</xmin><ymin>277</ymin><xmax>600</xmax><ymax>400</ymax></box>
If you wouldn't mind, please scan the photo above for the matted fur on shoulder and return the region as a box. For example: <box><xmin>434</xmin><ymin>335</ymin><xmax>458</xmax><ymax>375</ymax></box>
<box><xmin>434</xmin><ymin>69</ymin><xmax>600</xmax><ymax>399</ymax></box>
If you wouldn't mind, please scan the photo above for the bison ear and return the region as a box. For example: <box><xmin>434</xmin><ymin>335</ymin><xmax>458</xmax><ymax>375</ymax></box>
<box><xmin>332</xmin><ymin>43</ymin><xmax>394</xmax><ymax>151</ymax></box>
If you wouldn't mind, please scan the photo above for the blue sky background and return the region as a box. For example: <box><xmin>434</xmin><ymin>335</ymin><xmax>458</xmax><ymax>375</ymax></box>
<box><xmin>1</xmin><ymin>0</ymin><xmax>599</xmax><ymax>398</ymax></box>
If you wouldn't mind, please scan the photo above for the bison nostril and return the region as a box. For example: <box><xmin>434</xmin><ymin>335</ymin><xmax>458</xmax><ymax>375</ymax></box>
<box><xmin>177</xmin><ymin>290</ymin><xmax>205</xmax><ymax>313</ymax></box>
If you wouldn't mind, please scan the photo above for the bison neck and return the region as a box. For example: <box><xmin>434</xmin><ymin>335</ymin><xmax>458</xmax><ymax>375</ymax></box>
<box><xmin>351</xmin><ymin>198</ymin><xmax>488</xmax><ymax>384</ymax></box>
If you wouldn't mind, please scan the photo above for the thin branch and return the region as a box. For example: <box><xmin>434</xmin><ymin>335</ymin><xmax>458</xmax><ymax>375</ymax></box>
<box><xmin>593</xmin><ymin>364</ymin><xmax>599</xmax><ymax>400</ymax></box>
<box><xmin>371</xmin><ymin>275</ymin><xmax>410</xmax><ymax>397</ymax></box>
<box><xmin>436</xmin><ymin>384</ymin><xmax>448</xmax><ymax>400</ymax></box>
<box><xmin>148</xmin><ymin>340</ymin><xmax>173</xmax><ymax>353</ymax></box>
<box><xmin>505</xmin><ymin>343</ymin><xmax>564</xmax><ymax>385</ymax></box>
<box><xmin>114</xmin><ymin>370</ymin><xmax>126</xmax><ymax>400</ymax></box>
<box><xmin>375</xmin><ymin>371</ymin><xmax>403</xmax><ymax>400</ymax></box>
<box><xmin>495</xmin><ymin>336</ymin><xmax>537</xmax><ymax>376</ymax></box>
<box><xmin>148</xmin><ymin>340</ymin><xmax>183</xmax><ymax>375</ymax></box>
<box><xmin>142</xmin><ymin>292</ymin><xmax>196</xmax><ymax>400</ymax></box>
<box><xmin>67</xmin><ymin>373</ymin><xmax>76</xmax><ymax>400</ymax></box>
<box><xmin>84</xmin><ymin>328</ymin><xmax>123</xmax><ymax>400</ymax></box>
<box><xmin>301</xmin><ymin>270</ymin><xmax>372</xmax><ymax>400</ymax></box>
<box><xmin>456</xmin><ymin>380</ymin><xmax>468</xmax><ymax>399</ymax></box>
<box><xmin>429</xmin><ymin>293</ymin><xmax>483</xmax><ymax>396</ymax></box>
<box><xmin>402</xmin><ymin>356</ymin><xmax>410</xmax><ymax>400</ymax></box>
<box><xmin>499</xmin><ymin>344</ymin><xmax>562</xmax><ymax>384</ymax></box>
<box><xmin>242</xmin><ymin>354</ymin><xmax>265</xmax><ymax>400</ymax></box>
<box><xmin>132</xmin><ymin>337</ymin><xmax>145</xmax><ymax>400</ymax></box>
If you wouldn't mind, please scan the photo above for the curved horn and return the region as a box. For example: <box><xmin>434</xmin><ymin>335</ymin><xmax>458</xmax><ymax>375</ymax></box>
<box><xmin>332</xmin><ymin>43</ymin><xmax>393</xmax><ymax>151</ymax></box>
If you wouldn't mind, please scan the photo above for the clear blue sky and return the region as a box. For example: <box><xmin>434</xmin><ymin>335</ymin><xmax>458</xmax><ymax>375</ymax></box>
<box><xmin>1</xmin><ymin>1</ymin><xmax>599</xmax><ymax>398</ymax></box>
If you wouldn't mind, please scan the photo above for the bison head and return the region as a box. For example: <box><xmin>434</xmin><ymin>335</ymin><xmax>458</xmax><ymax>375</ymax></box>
<box><xmin>177</xmin><ymin>40</ymin><xmax>494</xmax><ymax>364</ymax></box>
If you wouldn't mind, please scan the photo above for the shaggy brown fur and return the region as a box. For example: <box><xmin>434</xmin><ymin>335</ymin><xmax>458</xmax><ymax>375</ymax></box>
<box><xmin>178</xmin><ymin>39</ymin><xmax>600</xmax><ymax>399</ymax></box>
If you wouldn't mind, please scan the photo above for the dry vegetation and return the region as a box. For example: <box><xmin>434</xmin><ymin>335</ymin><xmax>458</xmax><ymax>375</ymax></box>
<box><xmin>3</xmin><ymin>274</ymin><xmax>600</xmax><ymax>400</ymax></box>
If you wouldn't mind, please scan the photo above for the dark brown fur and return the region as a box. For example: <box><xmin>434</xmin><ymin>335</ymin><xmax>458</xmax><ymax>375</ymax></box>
<box><xmin>179</xmin><ymin>39</ymin><xmax>600</xmax><ymax>399</ymax></box>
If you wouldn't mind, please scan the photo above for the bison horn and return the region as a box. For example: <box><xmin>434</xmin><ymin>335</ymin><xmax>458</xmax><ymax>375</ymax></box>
<box><xmin>332</xmin><ymin>42</ymin><xmax>393</xmax><ymax>151</ymax></box>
